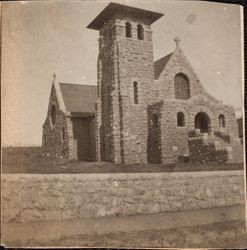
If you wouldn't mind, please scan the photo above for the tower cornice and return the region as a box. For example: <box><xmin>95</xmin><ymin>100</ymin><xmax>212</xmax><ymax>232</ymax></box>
<box><xmin>87</xmin><ymin>2</ymin><xmax>163</xmax><ymax>30</ymax></box>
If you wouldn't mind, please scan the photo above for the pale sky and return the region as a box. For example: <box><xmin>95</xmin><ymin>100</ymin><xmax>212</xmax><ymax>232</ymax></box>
<box><xmin>2</xmin><ymin>0</ymin><xmax>243</xmax><ymax>146</ymax></box>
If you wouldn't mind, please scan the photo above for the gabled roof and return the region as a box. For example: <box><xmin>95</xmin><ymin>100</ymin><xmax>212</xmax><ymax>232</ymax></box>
<box><xmin>154</xmin><ymin>53</ymin><xmax>173</xmax><ymax>79</ymax></box>
<box><xmin>87</xmin><ymin>2</ymin><xmax>163</xmax><ymax>30</ymax></box>
<box><xmin>59</xmin><ymin>83</ymin><xmax>97</xmax><ymax>113</ymax></box>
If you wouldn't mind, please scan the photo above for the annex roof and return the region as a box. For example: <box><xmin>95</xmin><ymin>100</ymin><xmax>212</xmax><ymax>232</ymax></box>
<box><xmin>87</xmin><ymin>2</ymin><xmax>163</xmax><ymax>30</ymax></box>
<box><xmin>59</xmin><ymin>83</ymin><xmax>97</xmax><ymax>113</ymax></box>
<box><xmin>154</xmin><ymin>53</ymin><xmax>173</xmax><ymax>79</ymax></box>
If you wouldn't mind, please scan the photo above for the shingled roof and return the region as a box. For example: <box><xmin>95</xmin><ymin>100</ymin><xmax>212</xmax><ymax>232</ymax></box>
<box><xmin>58</xmin><ymin>52</ymin><xmax>172</xmax><ymax>114</ymax></box>
<box><xmin>154</xmin><ymin>53</ymin><xmax>173</xmax><ymax>79</ymax></box>
<box><xmin>59</xmin><ymin>83</ymin><xmax>97</xmax><ymax>113</ymax></box>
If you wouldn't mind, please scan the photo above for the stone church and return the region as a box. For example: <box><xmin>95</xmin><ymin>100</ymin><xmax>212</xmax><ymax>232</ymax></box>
<box><xmin>42</xmin><ymin>3</ymin><xmax>243</xmax><ymax>164</ymax></box>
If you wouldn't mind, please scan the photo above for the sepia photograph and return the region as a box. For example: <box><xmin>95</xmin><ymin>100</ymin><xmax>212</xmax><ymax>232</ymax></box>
<box><xmin>1</xmin><ymin>0</ymin><xmax>246</xmax><ymax>248</ymax></box>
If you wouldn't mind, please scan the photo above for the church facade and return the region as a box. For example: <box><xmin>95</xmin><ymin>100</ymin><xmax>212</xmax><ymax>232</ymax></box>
<box><xmin>42</xmin><ymin>3</ymin><xmax>243</xmax><ymax>164</ymax></box>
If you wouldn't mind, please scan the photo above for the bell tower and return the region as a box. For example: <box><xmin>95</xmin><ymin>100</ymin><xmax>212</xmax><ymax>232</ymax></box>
<box><xmin>87</xmin><ymin>3</ymin><xmax>163</xmax><ymax>163</ymax></box>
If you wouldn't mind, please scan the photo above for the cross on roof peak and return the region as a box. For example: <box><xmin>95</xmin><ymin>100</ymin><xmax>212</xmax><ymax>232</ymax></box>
<box><xmin>52</xmin><ymin>73</ymin><xmax>56</xmax><ymax>83</ymax></box>
<box><xmin>174</xmin><ymin>36</ymin><xmax>181</xmax><ymax>46</ymax></box>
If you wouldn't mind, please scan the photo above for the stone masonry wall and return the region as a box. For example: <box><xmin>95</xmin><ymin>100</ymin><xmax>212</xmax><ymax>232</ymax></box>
<box><xmin>159</xmin><ymin>97</ymin><xmax>241</xmax><ymax>164</ymax></box>
<box><xmin>98</xmin><ymin>15</ymin><xmax>157</xmax><ymax>164</ymax></box>
<box><xmin>153</xmin><ymin>43</ymin><xmax>242</xmax><ymax>164</ymax></box>
<box><xmin>115</xmin><ymin>18</ymin><xmax>155</xmax><ymax>164</ymax></box>
<box><xmin>66</xmin><ymin>116</ymin><xmax>77</xmax><ymax>160</ymax></box>
<box><xmin>95</xmin><ymin>99</ymin><xmax>102</xmax><ymax>161</ymax></box>
<box><xmin>155</xmin><ymin>45</ymin><xmax>211</xmax><ymax>100</ymax></box>
<box><xmin>89</xmin><ymin>117</ymin><xmax>96</xmax><ymax>161</ymax></box>
<box><xmin>42</xmin><ymin>85</ymin><xmax>70</xmax><ymax>159</ymax></box>
<box><xmin>98</xmin><ymin>21</ymin><xmax>122</xmax><ymax>163</ymax></box>
<box><xmin>147</xmin><ymin>102</ymin><xmax>163</xmax><ymax>163</ymax></box>
<box><xmin>2</xmin><ymin>171</ymin><xmax>245</xmax><ymax>223</ymax></box>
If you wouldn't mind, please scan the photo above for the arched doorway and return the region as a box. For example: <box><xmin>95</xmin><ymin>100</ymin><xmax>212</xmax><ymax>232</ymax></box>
<box><xmin>194</xmin><ymin>112</ymin><xmax>210</xmax><ymax>133</ymax></box>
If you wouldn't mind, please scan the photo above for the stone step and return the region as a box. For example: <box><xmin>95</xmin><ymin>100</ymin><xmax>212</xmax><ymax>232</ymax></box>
<box><xmin>188</xmin><ymin>133</ymin><xmax>243</xmax><ymax>164</ymax></box>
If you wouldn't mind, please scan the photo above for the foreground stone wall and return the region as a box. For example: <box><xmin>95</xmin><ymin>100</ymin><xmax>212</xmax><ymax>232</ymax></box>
<box><xmin>2</xmin><ymin>171</ymin><xmax>245</xmax><ymax>223</ymax></box>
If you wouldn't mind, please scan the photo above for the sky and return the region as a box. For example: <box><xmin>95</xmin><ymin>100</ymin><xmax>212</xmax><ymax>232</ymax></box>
<box><xmin>2</xmin><ymin>0</ymin><xmax>243</xmax><ymax>146</ymax></box>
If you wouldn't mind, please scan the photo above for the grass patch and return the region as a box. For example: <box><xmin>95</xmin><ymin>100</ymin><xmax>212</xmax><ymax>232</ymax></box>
<box><xmin>1</xmin><ymin>147</ymin><xmax>244</xmax><ymax>174</ymax></box>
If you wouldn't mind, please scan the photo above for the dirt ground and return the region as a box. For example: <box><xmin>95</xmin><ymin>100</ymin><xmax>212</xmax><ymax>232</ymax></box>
<box><xmin>2</xmin><ymin>147</ymin><xmax>244</xmax><ymax>173</ymax></box>
<box><xmin>2</xmin><ymin>205</ymin><xmax>246</xmax><ymax>248</ymax></box>
<box><xmin>10</xmin><ymin>220</ymin><xmax>245</xmax><ymax>248</ymax></box>
<box><xmin>2</xmin><ymin>147</ymin><xmax>246</xmax><ymax>248</ymax></box>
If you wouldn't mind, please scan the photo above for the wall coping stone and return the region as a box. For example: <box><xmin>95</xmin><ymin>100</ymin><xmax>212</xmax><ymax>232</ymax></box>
<box><xmin>2</xmin><ymin>170</ymin><xmax>244</xmax><ymax>182</ymax></box>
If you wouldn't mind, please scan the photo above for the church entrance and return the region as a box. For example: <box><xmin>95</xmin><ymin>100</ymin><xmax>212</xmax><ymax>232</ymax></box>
<box><xmin>194</xmin><ymin>112</ymin><xmax>210</xmax><ymax>133</ymax></box>
<box><xmin>72</xmin><ymin>117</ymin><xmax>95</xmax><ymax>161</ymax></box>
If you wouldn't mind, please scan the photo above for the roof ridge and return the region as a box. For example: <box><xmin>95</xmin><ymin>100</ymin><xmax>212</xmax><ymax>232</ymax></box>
<box><xmin>154</xmin><ymin>52</ymin><xmax>173</xmax><ymax>79</ymax></box>
<box><xmin>154</xmin><ymin>52</ymin><xmax>173</xmax><ymax>63</ymax></box>
<box><xmin>53</xmin><ymin>81</ymin><xmax>66</xmax><ymax>112</ymax></box>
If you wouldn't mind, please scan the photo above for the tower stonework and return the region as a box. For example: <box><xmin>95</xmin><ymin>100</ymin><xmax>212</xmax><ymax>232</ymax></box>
<box><xmin>88</xmin><ymin>3</ymin><xmax>163</xmax><ymax>163</ymax></box>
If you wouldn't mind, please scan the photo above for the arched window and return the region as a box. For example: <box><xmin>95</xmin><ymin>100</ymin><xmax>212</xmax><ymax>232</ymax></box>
<box><xmin>177</xmin><ymin>112</ymin><xmax>185</xmax><ymax>127</ymax></box>
<box><xmin>133</xmin><ymin>81</ymin><xmax>138</xmax><ymax>104</ymax></box>
<box><xmin>51</xmin><ymin>105</ymin><xmax>56</xmax><ymax>126</ymax></box>
<box><xmin>174</xmin><ymin>73</ymin><xmax>190</xmax><ymax>100</ymax></box>
<box><xmin>125</xmin><ymin>22</ymin><xmax>132</xmax><ymax>38</ymax></box>
<box><xmin>62</xmin><ymin>127</ymin><xmax>66</xmax><ymax>141</ymax></box>
<box><xmin>137</xmin><ymin>24</ymin><xmax>144</xmax><ymax>40</ymax></box>
<box><xmin>152</xmin><ymin>114</ymin><xmax>159</xmax><ymax>128</ymax></box>
<box><xmin>219</xmin><ymin>114</ymin><xmax>226</xmax><ymax>128</ymax></box>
